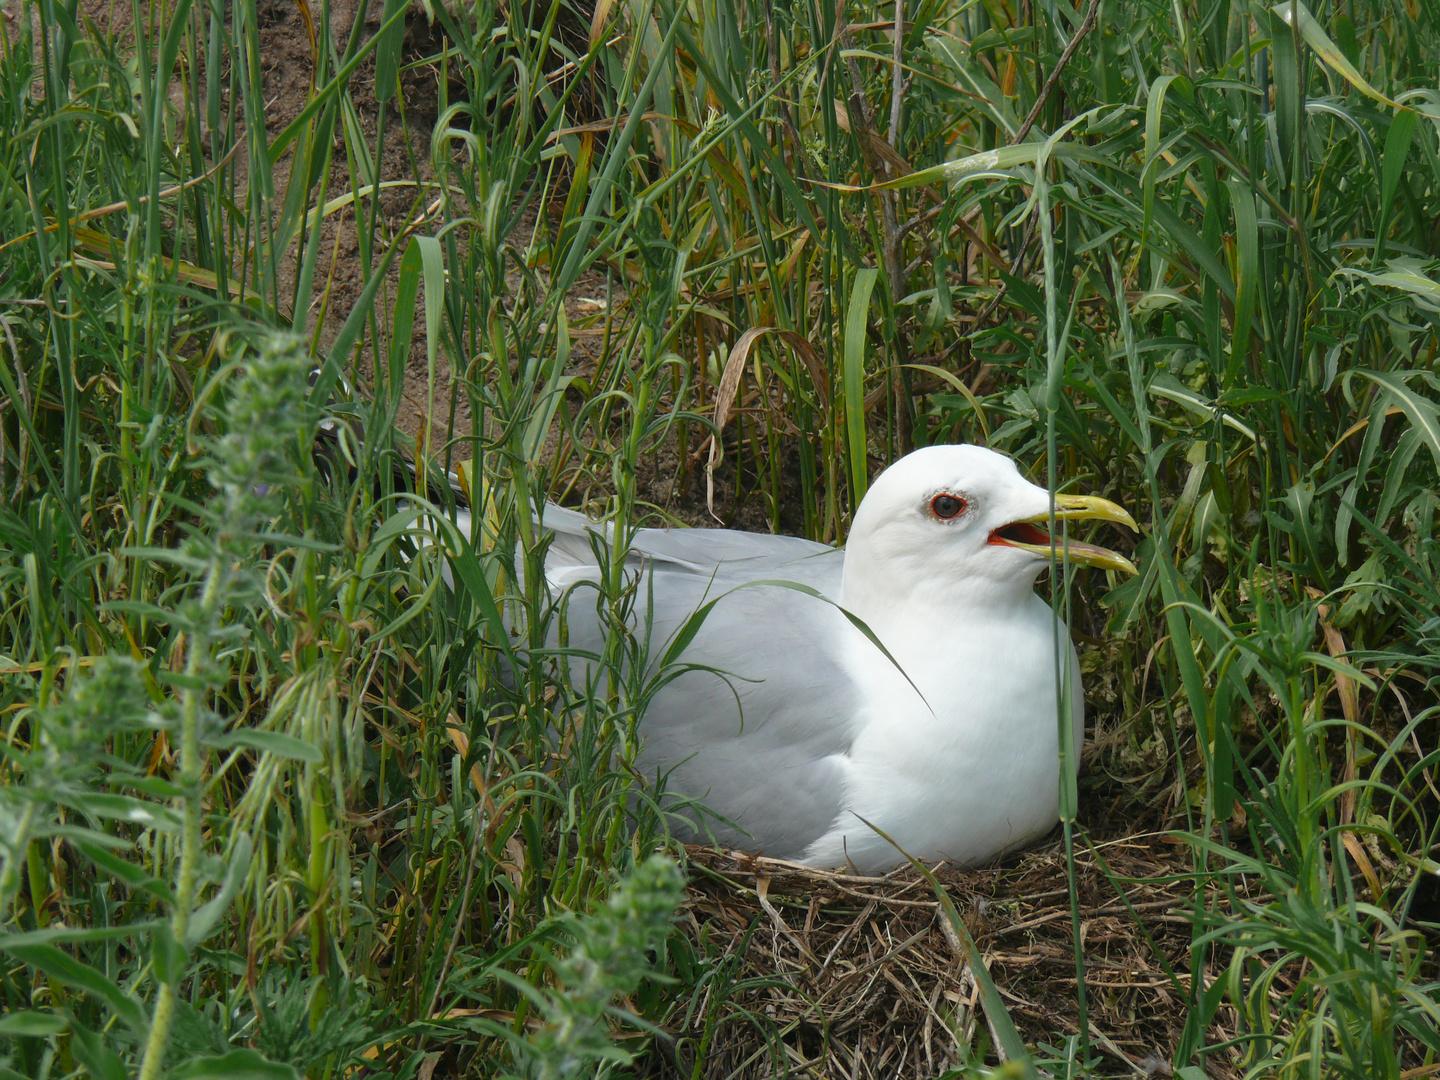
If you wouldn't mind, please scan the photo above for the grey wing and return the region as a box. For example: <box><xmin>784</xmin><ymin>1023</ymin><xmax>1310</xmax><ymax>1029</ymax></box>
<box><xmin>542</xmin><ymin>504</ymin><xmax>839</xmax><ymax>590</ymax></box>
<box><xmin>628</xmin><ymin>577</ymin><xmax>859</xmax><ymax>859</ymax></box>
<box><xmin>542</xmin><ymin>512</ymin><xmax>857</xmax><ymax>859</ymax></box>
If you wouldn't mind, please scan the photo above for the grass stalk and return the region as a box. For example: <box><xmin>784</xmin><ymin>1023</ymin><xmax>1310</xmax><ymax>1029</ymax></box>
<box><xmin>135</xmin><ymin>559</ymin><xmax>220</xmax><ymax>1080</ymax></box>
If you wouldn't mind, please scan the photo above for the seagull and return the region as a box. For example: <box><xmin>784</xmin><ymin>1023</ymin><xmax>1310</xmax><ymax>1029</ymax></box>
<box><xmin>541</xmin><ymin>444</ymin><xmax>1137</xmax><ymax>872</ymax></box>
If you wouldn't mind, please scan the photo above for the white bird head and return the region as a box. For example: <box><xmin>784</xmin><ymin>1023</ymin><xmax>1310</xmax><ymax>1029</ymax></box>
<box><xmin>840</xmin><ymin>444</ymin><xmax>1137</xmax><ymax>614</ymax></box>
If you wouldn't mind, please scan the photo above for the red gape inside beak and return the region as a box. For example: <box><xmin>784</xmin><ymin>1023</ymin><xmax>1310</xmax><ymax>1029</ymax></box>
<box><xmin>988</xmin><ymin>522</ymin><xmax>1053</xmax><ymax>548</ymax></box>
<box><xmin>985</xmin><ymin>501</ymin><xmax>1140</xmax><ymax>575</ymax></box>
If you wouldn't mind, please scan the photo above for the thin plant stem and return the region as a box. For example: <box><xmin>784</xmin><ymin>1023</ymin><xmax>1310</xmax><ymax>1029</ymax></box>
<box><xmin>137</xmin><ymin>560</ymin><xmax>224</xmax><ymax>1080</ymax></box>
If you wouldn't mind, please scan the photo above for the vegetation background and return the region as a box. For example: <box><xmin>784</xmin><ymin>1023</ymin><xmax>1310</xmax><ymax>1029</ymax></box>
<box><xmin>1</xmin><ymin>0</ymin><xmax>1438</xmax><ymax>1074</ymax></box>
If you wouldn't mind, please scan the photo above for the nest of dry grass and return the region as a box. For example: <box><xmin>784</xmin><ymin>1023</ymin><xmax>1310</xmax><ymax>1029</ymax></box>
<box><xmin>640</xmin><ymin>823</ymin><xmax>1249</xmax><ymax>1079</ymax></box>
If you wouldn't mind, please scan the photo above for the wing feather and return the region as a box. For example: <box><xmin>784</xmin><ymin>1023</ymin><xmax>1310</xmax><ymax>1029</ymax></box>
<box><xmin>543</xmin><ymin>508</ymin><xmax>856</xmax><ymax>858</ymax></box>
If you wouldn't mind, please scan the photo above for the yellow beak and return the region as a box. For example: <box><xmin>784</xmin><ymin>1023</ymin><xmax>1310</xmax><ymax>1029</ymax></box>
<box><xmin>988</xmin><ymin>493</ymin><xmax>1139</xmax><ymax>576</ymax></box>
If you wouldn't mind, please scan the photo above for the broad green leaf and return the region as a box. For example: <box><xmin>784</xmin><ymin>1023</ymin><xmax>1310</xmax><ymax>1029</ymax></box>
<box><xmin>894</xmin><ymin>142</ymin><xmax>1059</xmax><ymax>190</ymax></box>
<box><xmin>360</xmin><ymin>507</ymin><xmax>429</xmax><ymax>578</ymax></box>
<box><xmin>1340</xmin><ymin>258</ymin><xmax>1440</xmax><ymax>314</ymax></box>
<box><xmin>414</xmin><ymin>234</ymin><xmax>447</xmax><ymax>458</ymax></box>
<box><xmin>1271</xmin><ymin>0</ymin><xmax>1401</xmax><ymax>109</ymax></box>
<box><xmin>126</xmin><ymin>775</ymin><xmax>186</xmax><ymax>800</ymax></box>
<box><xmin>1354</xmin><ymin>370</ymin><xmax>1440</xmax><ymax>472</ymax></box>
<box><xmin>60</xmin><ymin>792</ymin><xmax>180</xmax><ymax>831</ymax></box>
<box><xmin>1224</xmin><ymin>177</ymin><xmax>1259</xmax><ymax>385</ymax></box>
<box><xmin>1375</xmin><ymin>109</ymin><xmax>1418</xmax><ymax>264</ymax></box>
<box><xmin>1148</xmin><ymin>372</ymin><xmax>1260</xmax><ymax>443</ymax></box>
<box><xmin>1269</xmin><ymin>5</ymin><xmax>1302</xmax><ymax>172</ymax></box>
<box><xmin>151</xmin><ymin>919</ymin><xmax>189</xmax><ymax>984</ymax></box>
<box><xmin>208</xmin><ymin>728</ymin><xmax>322</xmax><ymax>763</ymax></box>
<box><xmin>926</xmin><ymin>33</ymin><xmax>1022</xmax><ymax>136</ymax></box>
<box><xmin>76</xmin><ymin>841</ymin><xmax>175</xmax><ymax>904</ymax></box>
<box><xmin>6</xmin><ymin>945</ymin><xmax>149</xmax><ymax>1035</ymax></box>
<box><xmin>187</xmin><ymin>834</ymin><xmax>254</xmax><ymax>947</ymax></box>
<box><xmin>1142</xmin><ymin>74</ymin><xmax>1191</xmax><ymax>241</ymax></box>
<box><xmin>655</xmin><ymin>593</ymin><xmax>729</xmax><ymax>672</ymax></box>
<box><xmin>1147</xmin><ymin>196</ymin><xmax>1237</xmax><ymax>302</ymax></box>
<box><xmin>0</xmin><ymin>922</ymin><xmax>162</xmax><ymax>947</ymax></box>
<box><xmin>69</xmin><ymin>1020</ymin><xmax>127</xmax><ymax>1080</ymax></box>
<box><xmin>372</xmin><ymin>0</ymin><xmax>408</xmax><ymax>103</ymax></box>
<box><xmin>843</xmin><ymin>268</ymin><xmax>879</xmax><ymax>506</ymax></box>
<box><xmin>905</xmin><ymin>363</ymin><xmax>990</xmax><ymax>441</ymax></box>
<box><xmin>0</xmin><ymin>1012</ymin><xmax>67</xmax><ymax>1037</ymax></box>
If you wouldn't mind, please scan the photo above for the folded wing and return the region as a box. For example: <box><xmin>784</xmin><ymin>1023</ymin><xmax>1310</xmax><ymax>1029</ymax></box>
<box><xmin>542</xmin><ymin>507</ymin><xmax>861</xmax><ymax>859</ymax></box>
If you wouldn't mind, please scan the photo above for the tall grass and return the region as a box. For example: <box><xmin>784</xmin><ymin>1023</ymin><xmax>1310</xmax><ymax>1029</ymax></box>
<box><xmin>1</xmin><ymin>0</ymin><xmax>1438</xmax><ymax>1074</ymax></box>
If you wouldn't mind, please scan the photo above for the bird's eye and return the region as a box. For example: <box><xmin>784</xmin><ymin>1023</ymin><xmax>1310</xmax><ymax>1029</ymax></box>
<box><xmin>930</xmin><ymin>494</ymin><xmax>967</xmax><ymax>520</ymax></box>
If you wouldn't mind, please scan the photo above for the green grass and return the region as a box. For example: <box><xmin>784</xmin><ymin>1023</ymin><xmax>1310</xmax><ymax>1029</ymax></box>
<box><xmin>2</xmin><ymin>0</ymin><xmax>1439</xmax><ymax>1075</ymax></box>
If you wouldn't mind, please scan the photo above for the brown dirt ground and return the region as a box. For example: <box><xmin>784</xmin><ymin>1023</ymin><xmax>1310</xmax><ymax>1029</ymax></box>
<box><xmin>247</xmin><ymin>0</ymin><xmax>477</xmax><ymax>443</ymax></box>
<box><xmin>236</xmin><ymin>0</ymin><xmax>801</xmax><ymax>529</ymax></box>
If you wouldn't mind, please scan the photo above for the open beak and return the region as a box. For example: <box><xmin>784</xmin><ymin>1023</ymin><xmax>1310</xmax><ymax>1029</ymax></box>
<box><xmin>987</xmin><ymin>493</ymin><xmax>1139</xmax><ymax>575</ymax></box>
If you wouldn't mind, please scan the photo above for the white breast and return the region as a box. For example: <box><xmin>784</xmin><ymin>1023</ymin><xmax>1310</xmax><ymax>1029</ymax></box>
<box><xmin>801</xmin><ymin>594</ymin><xmax>1082</xmax><ymax>871</ymax></box>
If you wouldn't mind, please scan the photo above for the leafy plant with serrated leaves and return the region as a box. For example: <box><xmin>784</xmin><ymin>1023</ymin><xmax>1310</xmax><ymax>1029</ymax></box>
<box><xmin>1</xmin><ymin>333</ymin><xmax>321</xmax><ymax>1080</ymax></box>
